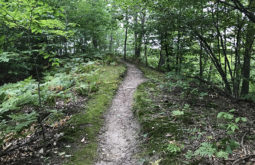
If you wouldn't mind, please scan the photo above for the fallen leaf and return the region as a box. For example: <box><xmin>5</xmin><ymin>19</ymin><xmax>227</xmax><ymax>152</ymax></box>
<box><xmin>65</xmin><ymin>155</ymin><xmax>72</xmax><ymax>158</ymax></box>
<box><xmin>39</xmin><ymin>148</ymin><xmax>44</xmax><ymax>154</ymax></box>
<box><xmin>81</xmin><ymin>137</ymin><xmax>86</xmax><ymax>143</ymax></box>
<box><xmin>58</xmin><ymin>152</ymin><xmax>65</xmax><ymax>156</ymax></box>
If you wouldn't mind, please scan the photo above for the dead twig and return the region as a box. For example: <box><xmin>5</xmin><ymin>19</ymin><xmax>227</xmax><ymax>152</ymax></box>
<box><xmin>241</xmin><ymin>132</ymin><xmax>248</xmax><ymax>155</ymax></box>
<box><xmin>241</xmin><ymin>132</ymin><xmax>248</xmax><ymax>147</ymax></box>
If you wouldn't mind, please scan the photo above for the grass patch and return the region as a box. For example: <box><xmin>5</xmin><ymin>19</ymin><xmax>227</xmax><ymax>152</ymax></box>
<box><xmin>138</xmin><ymin>66</ymin><xmax>164</xmax><ymax>82</ymax></box>
<box><xmin>63</xmin><ymin>65</ymin><xmax>126</xmax><ymax>165</ymax></box>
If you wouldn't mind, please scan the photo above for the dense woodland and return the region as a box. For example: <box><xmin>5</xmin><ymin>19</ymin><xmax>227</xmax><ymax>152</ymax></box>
<box><xmin>0</xmin><ymin>0</ymin><xmax>255</xmax><ymax>164</ymax></box>
<box><xmin>2</xmin><ymin>0</ymin><xmax>255</xmax><ymax>99</ymax></box>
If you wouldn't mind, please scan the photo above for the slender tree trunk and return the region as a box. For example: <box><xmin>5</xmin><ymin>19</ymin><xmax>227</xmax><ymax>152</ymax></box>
<box><xmin>241</xmin><ymin>24</ymin><xmax>255</xmax><ymax>95</ymax></box>
<box><xmin>134</xmin><ymin>11</ymin><xmax>146</xmax><ymax>62</ymax></box>
<box><xmin>124</xmin><ymin>9</ymin><xmax>128</xmax><ymax>61</ymax></box>
<box><xmin>208</xmin><ymin>64</ymin><xmax>213</xmax><ymax>82</ymax></box>
<box><xmin>164</xmin><ymin>33</ymin><xmax>171</xmax><ymax>71</ymax></box>
<box><xmin>199</xmin><ymin>0</ymin><xmax>204</xmax><ymax>78</ymax></box>
<box><xmin>158</xmin><ymin>47</ymin><xmax>164</xmax><ymax>70</ymax></box>
<box><xmin>134</xmin><ymin>12</ymin><xmax>139</xmax><ymax>60</ymax></box>
<box><xmin>176</xmin><ymin>25</ymin><xmax>181</xmax><ymax>74</ymax></box>
<box><xmin>109</xmin><ymin>31</ymin><xmax>113</xmax><ymax>53</ymax></box>
<box><xmin>241</xmin><ymin>0</ymin><xmax>255</xmax><ymax>96</ymax></box>
<box><xmin>144</xmin><ymin>40</ymin><xmax>148</xmax><ymax>66</ymax></box>
<box><xmin>200</xmin><ymin>42</ymin><xmax>203</xmax><ymax>78</ymax></box>
<box><xmin>233</xmin><ymin>14</ymin><xmax>243</xmax><ymax>98</ymax></box>
<box><xmin>196</xmin><ymin>32</ymin><xmax>232</xmax><ymax>94</ymax></box>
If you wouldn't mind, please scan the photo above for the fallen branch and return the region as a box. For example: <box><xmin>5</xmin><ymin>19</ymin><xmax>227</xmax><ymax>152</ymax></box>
<box><xmin>232</xmin><ymin>154</ymin><xmax>255</xmax><ymax>165</ymax></box>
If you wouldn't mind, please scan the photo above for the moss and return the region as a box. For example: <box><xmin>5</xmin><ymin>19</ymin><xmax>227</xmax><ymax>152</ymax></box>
<box><xmin>138</xmin><ymin>66</ymin><xmax>165</xmax><ymax>82</ymax></box>
<box><xmin>62</xmin><ymin>65</ymin><xmax>126</xmax><ymax>165</ymax></box>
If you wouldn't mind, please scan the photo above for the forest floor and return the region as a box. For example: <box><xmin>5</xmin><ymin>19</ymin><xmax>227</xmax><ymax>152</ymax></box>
<box><xmin>133</xmin><ymin>66</ymin><xmax>255</xmax><ymax>165</ymax></box>
<box><xmin>1</xmin><ymin>60</ymin><xmax>255</xmax><ymax>165</ymax></box>
<box><xmin>0</xmin><ymin>59</ymin><xmax>126</xmax><ymax>165</ymax></box>
<box><xmin>95</xmin><ymin>62</ymin><xmax>146</xmax><ymax>165</ymax></box>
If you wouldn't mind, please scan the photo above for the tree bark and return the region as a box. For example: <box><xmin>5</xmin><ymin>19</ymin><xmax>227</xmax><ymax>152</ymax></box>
<box><xmin>109</xmin><ymin>31</ymin><xmax>113</xmax><ymax>53</ymax></box>
<box><xmin>144</xmin><ymin>40</ymin><xmax>148</xmax><ymax>66</ymax></box>
<box><xmin>241</xmin><ymin>0</ymin><xmax>255</xmax><ymax>96</ymax></box>
<box><xmin>124</xmin><ymin>9</ymin><xmax>128</xmax><ymax>61</ymax></box>
<box><xmin>233</xmin><ymin>15</ymin><xmax>243</xmax><ymax>98</ymax></box>
<box><xmin>158</xmin><ymin>46</ymin><xmax>164</xmax><ymax>70</ymax></box>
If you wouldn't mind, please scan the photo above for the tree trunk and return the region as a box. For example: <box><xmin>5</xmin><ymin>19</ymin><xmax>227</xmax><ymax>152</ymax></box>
<box><xmin>134</xmin><ymin>10</ymin><xmax>146</xmax><ymax>62</ymax></box>
<box><xmin>164</xmin><ymin>33</ymin><xmax>171</xmax><ymax>71</ymax></box>
<box><xmin>124</xmin><ymin>9</ymin><xmax>128</xmax><ymax>61</ymax></box>
<box><xmin>196</xmin><ymin>32</ymin><xmax>232</xmax><ymax>94</ymax></box>
<box><xmin>176</xmin><ymin>26</ymin><xmax>181</xmax><ymax>74</ymax></box>
<box><xmin>134</xmin><ymin>12</ymin><xmax>139</xmax><ymax>60</ymax></box>
<box><xmin>199</xmin><ymin>42</ymin><xmax>203</xmax><ymax>78</ymax></box>
<box><xmin>158</xmin><ymin>47</ymin><xmax>164</xmax><ymax>70</ymax></box>
<box><xmin>233</xmin><ymin>15</ymin><xmax>243</xmax><ymax>98</ymax></box>
<box><xmin>241</xmin><ymin>0</ymin><xmax>255</xmax><ymax>96</ymax></box>
<box><xmin>144</xmin><ymin>40</ymin><xmax>148</xmax><ymax>66</ymax></box>
<box><xmin>109</xmin><ymin>31</ymin><xmax>113</xmax><ymax>53</ymax></box>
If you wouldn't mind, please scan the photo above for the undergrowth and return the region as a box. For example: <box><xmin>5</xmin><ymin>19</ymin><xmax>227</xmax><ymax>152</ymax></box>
<box><xmin>0</xmin><ymin>54</ymin><xmax>126</xmax><ymax>164</ymax></box>
<box><xmin>0</xmin><ymin>59</ymin><xmax>101</xmax><ymax>145</ymax></box>
<box><xmin>134</xmin><ymin>66</ymin><xmax>255</xmax><ymax>164</ymax></box>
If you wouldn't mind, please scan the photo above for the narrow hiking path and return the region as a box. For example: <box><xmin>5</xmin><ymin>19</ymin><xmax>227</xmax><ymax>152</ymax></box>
<box><xmin>95</xmin><ymin>63</ymin><xmax>146</xmax><ymax>165</ymax></box>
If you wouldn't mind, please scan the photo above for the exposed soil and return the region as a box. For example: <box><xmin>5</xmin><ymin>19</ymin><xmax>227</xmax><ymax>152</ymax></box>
<box><xmin>95</xmin><ymin>63</ymin><xmax>146</xmax><ymax>165</ymax></box>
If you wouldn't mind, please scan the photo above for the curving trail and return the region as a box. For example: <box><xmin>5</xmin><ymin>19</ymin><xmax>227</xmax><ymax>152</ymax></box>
<box><xmin>95</xmin><ymin>63</ymin><xmax>145</xmax><ymax>165</ymax></box>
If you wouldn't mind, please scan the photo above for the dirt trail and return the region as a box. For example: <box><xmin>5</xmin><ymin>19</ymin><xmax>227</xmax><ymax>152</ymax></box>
<box><xmin>95</xmin><ymin>63</ymin><xmax>145</xmax><ymax>165</ymax></box>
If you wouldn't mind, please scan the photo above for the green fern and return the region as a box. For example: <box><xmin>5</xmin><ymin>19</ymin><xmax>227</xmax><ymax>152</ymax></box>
<box><xmin>172</xmin><ymin>110</ymin><xmax>184</xmax><ymax>117</ymax></box>
<box><xmin>195</xmin><ymin>142</ymin><xmax>216</xmax><ymax>157</ymax></box>
<box><xmin>0</xmin><ymin>61</ymin><xmax>103</xmax><ymax>146</ymax></box>
<box><xmin>8</xmin><ymin>111</ymin><xmax>38</xmax><ymax>132</ymax></box>
<box><xmin>216</xmin><ymin>150</ymin><xmax>229</xmax><ymax>159</ymax></box>
<box><xmin>166</xmin><ymin>142</ymin><xmax>182</xmax><ymax>155</ymax></box>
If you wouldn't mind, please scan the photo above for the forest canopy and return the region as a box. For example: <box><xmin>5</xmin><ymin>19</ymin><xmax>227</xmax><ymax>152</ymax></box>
<box><xmin>1</xmin><ymin>0</ymin><xmax>255</xmax><ymax>99</ymax></box>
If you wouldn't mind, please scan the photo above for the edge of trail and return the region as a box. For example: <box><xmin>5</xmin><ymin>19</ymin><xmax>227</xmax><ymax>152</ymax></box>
<box><xmin>95</xmin><ymin>62</ymin><xmax>146</xmax><ymax>165</ymax></box>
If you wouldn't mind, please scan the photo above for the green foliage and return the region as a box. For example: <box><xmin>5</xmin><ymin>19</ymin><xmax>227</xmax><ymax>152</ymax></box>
<box><xmin>45</xmin><ymin>109</ymin><xmax>64</xmax><ymax>126</ymax></box>
<box><xmin>0</xmin><ymin>0</ymin><xmax>67</xmax><ymax>35</ymax></box>
<box><xmin>171</xmin><ymin>110</ymin><xmax>184</xmax><ymax>117</ymax></box>
<box><xmin>147</xmin><ymin>56</ymin><xmax>159</xmax><ymax>68</ymax></box>
<box><xmin>217</xmin><ymin>109</ymin><xmax>247</xmax><ymax>133</ymax></box>
<box><xmin>0</xmin><ymin>77</ymin><xmax>38</xmax><ymax>114</ymax></box>
<box><xmin>166</xmin><ymin>142</ymin><xmax>182</xmax><ymax>155</ymax></box>
<box><xmin>42</xmin><ymin>73</ymin><xmax>74</xmax><ymax>92</ymax></box>
<box><xmin>0</xmin><ymin>111</ymin><xmax>38</xmax><ymax>144</ymax></box>
<box><xmin>194</xmin><ymin>142</ymin><xmax>216</xmax><ymax>158</ymax></box>
<box><xmin>184</xmin><ymin>150</ymin><xmax>194</xmax><ymax>160</ymax></box>
<box><xmin>199</xmin><ymin>92</ymin><xmax>208</xmax><ymax>99</ymax></box>
<box><xmin>0</xmin><ymin>60</ymin><xmax>108</xmax><ymax>146</ymax></box>
<box><xmin>0</xmin><ymin>52</ymin><xmax>18</xmax><ymax>63</ymax></box>
<box><xmin>216</xmin><ymin>150</ymin><xmax>229</xmax><ymax>159</ymax></box>
<box><xmin>217</xmin><ymin>111</ymin><xmax>234</xmax><ymax>120</ymax></box>
<box><xmin>75</xmin><ymin>82</ymin><xmax>99</xmax><ymax>96</ymax></box>
<box><xmin>218</xmin><ymin>138</ymin><xmax>240</xmax><ymax>154</ymax></box>
<box><xmin>8</xmin><ymin>111</ymin><xmax>38</xmax><ymax>132</ymax></box>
